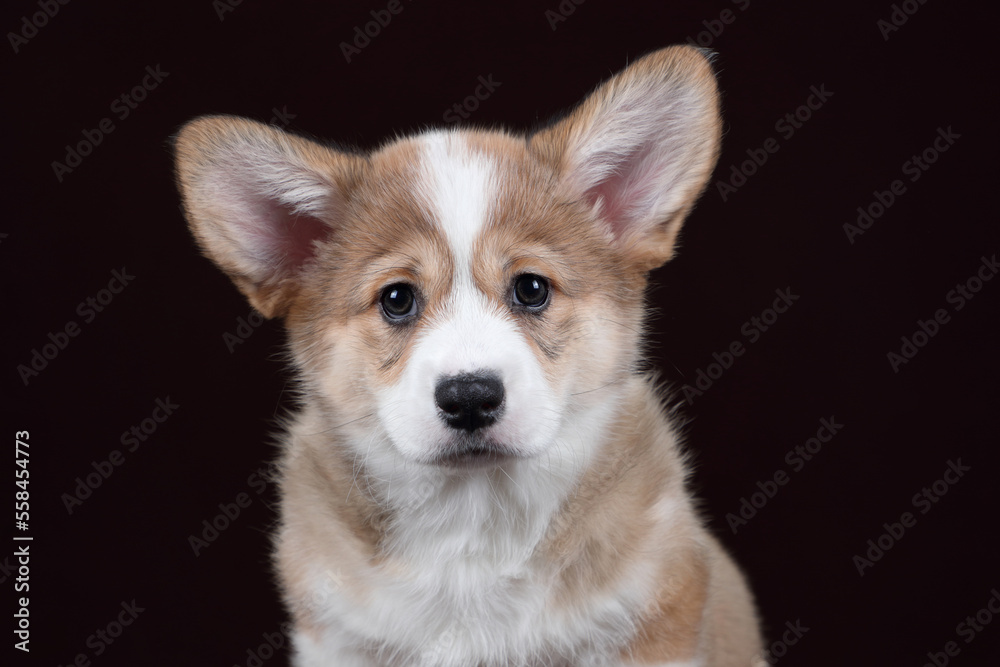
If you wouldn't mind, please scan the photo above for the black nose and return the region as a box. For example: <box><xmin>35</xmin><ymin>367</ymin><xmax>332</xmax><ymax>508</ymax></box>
<box><xmin>434</xmin><ymin>373</ymin><xmax>505</xmax><ymax>432</ymax></box>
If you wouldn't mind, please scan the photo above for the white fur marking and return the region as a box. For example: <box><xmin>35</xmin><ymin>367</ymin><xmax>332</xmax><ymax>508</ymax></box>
<box><xmin>419</xmin><ymin>131</ymin><xmax>491</xmax><ymax>287</ymax></box>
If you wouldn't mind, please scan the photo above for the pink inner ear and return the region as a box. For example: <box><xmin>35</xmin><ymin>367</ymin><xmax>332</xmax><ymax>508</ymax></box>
<box><xmin>583</xmin><ymin>141</ymin><xmax>660</xmax><ymax>239</ymax></box>
<box><xmin>247</xmin><ymin>197</ymin><xmax>332</xmax><ymax>277</ymax></box>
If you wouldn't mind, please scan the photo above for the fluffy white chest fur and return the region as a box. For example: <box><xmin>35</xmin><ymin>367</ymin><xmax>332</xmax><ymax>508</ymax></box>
<box><xmin>174</xmin><ymin>45</ymin><xmax>762</xmax><ymax>666</ymax></box>
<box><xmin>288</xmin><ymin>393</ymin><xmax>643</xmax><ymax>666</ymax></box>
<box><xmin>284</xmin><ymin>384</ymin><xmax>704</xmax><ymax>667</ymax></box>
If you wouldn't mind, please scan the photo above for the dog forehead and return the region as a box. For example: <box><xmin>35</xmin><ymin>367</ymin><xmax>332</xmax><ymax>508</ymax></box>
<box><xmin>415</xmin><ymin>131</ymin><xmax>496</xmax><ymax>271</ymax></box>
<box><xmin>356</xmin><ymin>129</ymin><xmax>591</xmax><ymax>285</ymax></box>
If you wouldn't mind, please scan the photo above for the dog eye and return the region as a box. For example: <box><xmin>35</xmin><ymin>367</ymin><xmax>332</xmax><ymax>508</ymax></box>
<box><xmin>513</xmin><ymin>274</ymin><xmax>549</xmax><ymax>310</ymax></box>
<box><xmin>380</xmin><ymin>283</ymin><xmax>417</xmax><ymax>321</ymax></box>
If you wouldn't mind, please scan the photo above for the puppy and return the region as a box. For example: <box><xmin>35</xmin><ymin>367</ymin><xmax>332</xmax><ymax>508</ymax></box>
<box><xmin>174</xmin><ymin>45</ymin><xmax>762</xmax><ymax>667</ymax></box>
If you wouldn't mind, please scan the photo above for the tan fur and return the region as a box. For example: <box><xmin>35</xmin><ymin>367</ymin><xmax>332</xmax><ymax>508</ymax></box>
<box><xmin>175</xmin><ymin>116</ymin><xmax>364</xmax><ymax>318</ymax></box>
<box><xmin>174</xmin><ymin>45</ymin><xmax>761</xmax><ymax>666</ymax></box>
<box><xmin>529</xmin><ymin>47</ymin><xmax>722</xmax><ymax>272</ymax></box>
<box><xmin>537</xmin><ymin>379</ymin><xmax>738</xmax><ymax>664</ymax></box>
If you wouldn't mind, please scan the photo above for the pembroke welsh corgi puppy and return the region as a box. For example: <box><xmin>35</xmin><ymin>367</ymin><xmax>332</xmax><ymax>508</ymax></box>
<box><xmin>174</xmin><ymin>45</ymin><xmax>762</xmax><ymax>667</ymax></box>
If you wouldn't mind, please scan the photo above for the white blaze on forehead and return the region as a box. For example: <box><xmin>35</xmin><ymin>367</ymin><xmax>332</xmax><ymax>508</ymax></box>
<box><xmin>418</xmin><ymin>131</ymin><xmax>495</xmax><ymax>284</ymax></box>
<box><xmin>414</xmin><ymin>131</ymin><xmax>509</xmax><ymax>377</ymax></box>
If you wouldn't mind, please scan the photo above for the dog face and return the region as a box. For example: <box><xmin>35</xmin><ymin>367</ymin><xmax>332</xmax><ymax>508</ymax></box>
<box><xmin>174</xmin><ymin>46</ymin><xmax>720</xmax><ymax>473</ymax></box>
<box><xmin>310</xmin><ymin>132</ymin><xmax>646</xmax><ymax>470</ymax></box>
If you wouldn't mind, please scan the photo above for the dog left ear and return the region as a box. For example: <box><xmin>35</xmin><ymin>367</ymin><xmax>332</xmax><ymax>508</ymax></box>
<box><xmin>173</xmin><ymin>116</ymin><xmax>360</xmax><ymax>318</ymax></box>
<box><xmin>530</xmin><ymin>46</ymin><xmax>722</xmax><ymax>271</ymax></box>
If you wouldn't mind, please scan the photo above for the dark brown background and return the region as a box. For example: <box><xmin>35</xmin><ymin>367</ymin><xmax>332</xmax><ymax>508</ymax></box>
<box><xmin>5</xmin><ymin>0</ymin><xmax>998</xmax><ymax>665</ymax></box>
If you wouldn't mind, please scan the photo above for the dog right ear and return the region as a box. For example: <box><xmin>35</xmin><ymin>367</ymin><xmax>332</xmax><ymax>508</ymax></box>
<box><xmin>173</xmin><ymin>116</ymin><xmax>358</xmax><ymax>318</ymax></box>
<box><xmin>528</xmin><ymin>46</ymin><xmax>721</xmax><ymax>273</ymax></box>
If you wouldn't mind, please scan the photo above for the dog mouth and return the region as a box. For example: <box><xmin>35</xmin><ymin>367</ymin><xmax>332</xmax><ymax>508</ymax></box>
<box><xmin>432</xmin><ymin>436</ymin><xmax>517</xmax><ymax>469</ymax></box>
